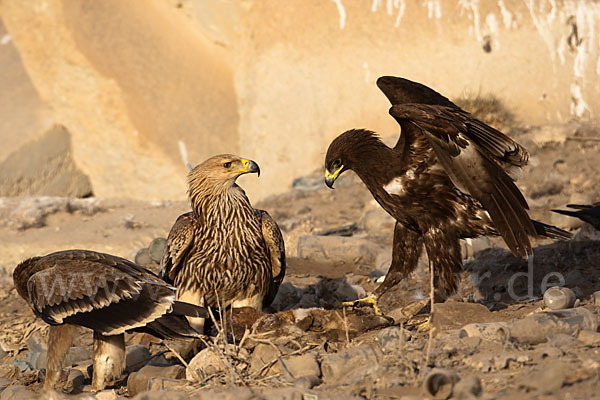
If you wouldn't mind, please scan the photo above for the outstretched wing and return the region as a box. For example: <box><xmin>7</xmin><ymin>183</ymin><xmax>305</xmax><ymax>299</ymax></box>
<box><xmin>254</xmin><ymin>209</ymin><xmax>286</xmax><ymax>308</ymax></box>
<box><xmin>388</xmin><ymin>103</ymin><xmax>536</xmax><ymax>257</ymax></box>
<box><xmin>160</xmin><ymin>212</ymin><xmax>195</xmax><ymax>285</ymax></box>
<box><xmin>14</xmin><ymin>250</ymin><xmax>205</xmax><ymax>337</ymax></box>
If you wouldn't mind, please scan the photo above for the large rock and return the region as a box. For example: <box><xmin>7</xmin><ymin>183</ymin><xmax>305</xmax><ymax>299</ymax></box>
<box><xmin>0</xmin><ymin>125</ymin><xmax>92</xmax><ymax>197</ymax></box>
<box><xmin>297</xmin><ymin>234</ymin><xmax>381</xmax><ymax>265</ymax></box>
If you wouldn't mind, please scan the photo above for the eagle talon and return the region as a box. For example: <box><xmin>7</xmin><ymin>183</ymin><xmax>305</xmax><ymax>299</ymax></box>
<box><xmin>340</xmin><ymin>295</ymin><xmax>383</xmax><ymax>316</ymax></box>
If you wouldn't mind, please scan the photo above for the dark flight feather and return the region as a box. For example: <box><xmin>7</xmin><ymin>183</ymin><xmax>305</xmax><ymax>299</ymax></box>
<box><xmin>13</xmin><ymin>250</ymin><xmax>205</xmax><ymax>338</ymax></box>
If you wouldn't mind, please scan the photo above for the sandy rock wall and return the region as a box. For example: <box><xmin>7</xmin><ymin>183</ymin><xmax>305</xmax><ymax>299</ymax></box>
<box><xmin>0</xmin><ymin>0</ymin><xmax>598</xmax><ymax>201</ymax></box>
<box><xmin>0</xmin><ymin>0</ymin><xmax>239</xmax><ymax>201</ymax></box>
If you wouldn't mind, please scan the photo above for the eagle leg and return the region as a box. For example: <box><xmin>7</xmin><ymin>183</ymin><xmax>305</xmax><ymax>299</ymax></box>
<box><xmin>91</xmin><ymin>332</ymin><xmax>125</xmax><ymax>392</ymax></box>
<box><xmin>44</xmin><ymin>324</ymin><xmax>76</xmax><ymax>390</ymax></box>
<box><xmin>374</xmin><ymin>223</ymin><xmax>423</xmax><ymax>299</ymax></box>
<box><xmin>342</xmin><ymin>223</ymin><xmax>422</xmax><ymax>316</ymax></box>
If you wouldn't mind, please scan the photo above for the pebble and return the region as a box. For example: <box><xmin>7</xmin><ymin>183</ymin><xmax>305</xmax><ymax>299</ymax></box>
<box><xmin>505</xmin><ymin>307</ymin><xmax>597</xmax><ymax>344</ymax></box>
<box><xmin>278</xmin><ymin>353</ymin><xmax>321</xmax><ymax>380</ymax></box>
<box><xmin>128</xmin><ymin>364</ymin><xmax>185</xmax><ymax>397</ymax></box>
<box><xmin>186</xmin><ymin>347</ymin><xmax>224</xmax><ymax>381</ymax></box>
<box><xmin>452</xmin><ymin>375</ymin><xmax>482</xmax><ymax>399</ymax></box>
<box><xmin>94</xmin><ymin>390</ymin><xmax>119</xmax><ymax>400</ymax></box>
<box><xmin>377</xmin><ymin>326</ymin><xmax>407</xmax><ymax>353</ymax></box>
<box><xmin>65</xmin><ymin>368</ymin><xmax>85</xmax><ymax>394</ymax></box>
<box><xmin>147</xmin><ymin>376</ymin><xmax>186</xmax><ymax>391</ymax></box>
<box><xmin>126</xmin><ymin>344</ymin><xmax>151</xmax><ymax>372</ymax></box>
<box><xmin>321</xmin><ymin>344</ymin><xmax>382</xmax><ymax>383</ymax></box>
<box><xmin>248</xmin><ymin>343</ymin><xmax>281</xmax><ymax>377</ymax></box>
<box><xmin>593</xmin><ymin>291</ymin><xmax>600</xmax><ymax>306</ymax></box>
<box><xmin>460</xmin><ymin>322</ymin><xmax>508</xmax><ymax>341</ymax></box>
<box><xmin>577</xmin><ymin>330</ymin><xmax>600</xmax><ymax>346</ymax></box>
<box><xmin>422</xmin><ymin>368</ymin><xmax>459</xmax><ymax>400</ymax></box>
<box><xmin>519</xmin><ymin>362</ymin><xmax>567</xmax><ymax>394</ymax></box>
<box><xmin>148</xmin><ymin>238</ymin><xmax>167</xmax><ymax>262</ymax></box>
<box><xmin>135</xmin><ymin>248</ymin><xmax>152</xmax><ymax>266</ymax></box>
<box><xmin>131</xmin><ymin>391</ymin><xmax>189</xmax><ymax>400</ymax></box>
<box><xmin>543</xmin><ymin>286</ymin><xmax>576</xmax><ymax>310</ymax></box>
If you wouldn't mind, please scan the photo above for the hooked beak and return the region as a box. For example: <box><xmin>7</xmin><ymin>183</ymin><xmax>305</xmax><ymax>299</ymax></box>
<box><xmin>233</xmin><ymin>158</ymin><xmax>260</xmax><ymax>177</ymax></box>
<box><xmin>324</xmin><ymin>165</ymin><xmax>343</xmax><ymax>189</ymax></box>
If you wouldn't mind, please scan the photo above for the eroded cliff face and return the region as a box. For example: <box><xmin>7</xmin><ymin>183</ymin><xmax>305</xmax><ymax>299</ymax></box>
<box><xmin>0</xmin><ymin>0</ymin><xmax>238</xmax><ymax>201</ymax></box>
<box><xmin>0</xmin><ymin>0</ymin><xmax>598</xmax><ymax>201</ymax></box>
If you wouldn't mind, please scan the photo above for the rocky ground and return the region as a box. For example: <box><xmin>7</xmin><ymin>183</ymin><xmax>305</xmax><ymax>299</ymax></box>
<box><xmin>0</xmin><ymin>121</ymin><xmax>598</xmax><ymax>399</ymax></box>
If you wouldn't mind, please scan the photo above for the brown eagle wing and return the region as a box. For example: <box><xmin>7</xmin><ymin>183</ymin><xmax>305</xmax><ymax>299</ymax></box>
<box><xmin>255</xmin><ymin>209</ymin><xmax>286</xmax><ymax>308</ymax></box>
<box><xmin>160</xmin><ymin>212</ymin><xmax>195</xmax><ymax>285</ymax></box>
<box><xmin>388</xmin><ymin>104</ymin><xmax>536</xmax><ymax>257</ymax></box>
<box><xmin>15</xmin><ymin>250</ymin><xmax>205</xmax><ymax>337</ymax></box>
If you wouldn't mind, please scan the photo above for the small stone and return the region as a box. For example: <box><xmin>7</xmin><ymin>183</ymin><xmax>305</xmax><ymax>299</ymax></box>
<box><xmin>422</xmin><ymin>368</ymin><xmax>459</xmax><ymax>400</ymax></box>
<box><xmin>577</xmin><ymin>330</ymin><xmax>600</xmax><ymax>346</ymax></box>
<box><xmin>0</xmin><ymin>385</ymin><xmax>39</xmax><ymax>400</ymax></box>
<box><xmin>127</xmin><ymin>364</ymin><xmax>185</xmax><ymax>397</ymax></box>
<box><xmin>135</xmin><ymin>248</ymin><xmax>152</xmax><ymax>266</ymax></box>
<box><xmin>278</xmin><ymin>353</ymin><xmax>320</xmax><ymax>380</ymax></box>
<box><xmin>12</xmin><ymin>360</ymin><xmax>32</xmax><ymax>373</ymax></box>
<box><xmin>147</xmin><ymin>376</ymin><xmax>186</xmax><ymax>391</ymax></box>
<box><xmin>519</xmin><ymin>362</ymin><xmax>567</xmax><ymax>394</ymax></box>
<box><xmin>248</xmin><ymin>343</ymin><xmax>281</xmax><ymax>377</ymax></box>
<box><xmin>453</xmin><ymin>375</ymin><xmax>482</xmax><ymax>399</ymax></box>
<box><xmin>186</xmin><ymin>347</ymin><xmax>224</xmax><ymax>381</ymax></box>
<box><xmin>148</xmin><ymin>238</ymin><xmax>167</xmax><ymax>262</ymax></box>
<box><xmin>321</xmin><ymin>344</ymin><xmax>382</xmax><ymax>383</ymax></box>
<box><xmin>65</xmin><ymin>368</ymin><xmax>85</xmax><ymax>394</ymax></box>
<box><xmin>94</xmin><ymin>389</ymin><xmax>119</xmax><ymax>400</ymax></box>
<box><xmin>377</xmin><ymin>326</ymin><xmax>407</xmax><ymax>353</ymax></box>
<box><xmin>593</xmin><ymin>291</ymin><xmax>600</xmax><ymax>306</ymax></box>
<box><xmin>131</xmin><ymin>391</ymin><xmax>189</xmax><ymax>400</ymax></box>
<box><xmin>293</xmin><ymin>374</ymin><xmax>321</xmax><ymax>389</ymax></box>
<box><xmin>126</xmin><ymin>345</ymin><xmax>151</xmax><ymax>372</ymax></box>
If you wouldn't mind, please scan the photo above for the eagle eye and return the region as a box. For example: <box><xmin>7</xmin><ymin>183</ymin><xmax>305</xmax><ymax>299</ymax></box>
<box><xmin>223</xmin><ymin>162</ymin><xmax>232</xmax><ymax>168</ymax></box>
<box><xmin>331</xmin><ymin>159</ymin><xmax>341</xmax><ymax>169</ymax></box>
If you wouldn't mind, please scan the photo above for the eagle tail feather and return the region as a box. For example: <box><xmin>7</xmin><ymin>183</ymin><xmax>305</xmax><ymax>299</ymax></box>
<box><xmin>532</xmin><ymin>220</ymin><xmax>572</xmax><ymax>240</ymax></box>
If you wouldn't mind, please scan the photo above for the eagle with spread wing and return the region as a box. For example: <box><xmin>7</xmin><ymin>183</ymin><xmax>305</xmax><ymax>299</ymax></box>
<box><xmin>160</xmin><ymin>155</ymin><xmax>285</xmax><ymax>332</ymax></box>
<box><xmin>324</xmin><ymin>76</ymin><xmax>570</xmax><ymax>311</ymax></box>
<box><xmin>13</xmin><ymin>249</ymin><xmax>206</xmax><ymax>391</ymax></box>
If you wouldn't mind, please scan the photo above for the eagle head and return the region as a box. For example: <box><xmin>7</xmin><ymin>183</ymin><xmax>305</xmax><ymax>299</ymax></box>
<box><xmin>324</xmin><ymin>129</ymin><xmax>380</xmax><ymax>188</ymax></box>
<box><xmin>188</xmin><ymin>154</ymin><xmax>260</xmax><ymax>191</ymax></box>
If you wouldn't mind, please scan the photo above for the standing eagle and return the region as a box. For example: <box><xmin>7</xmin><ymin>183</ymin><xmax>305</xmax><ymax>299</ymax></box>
<box><xmin>13</xmin><ymin>250</ymin><xmax>206</xmax><ymax>391</ymax></box>
<box><xmin>324</xmin><ymin>76</ymin><xmax>570</xmax><ymax>310</ymax></box>
<box><xmin>160</xmin><ymin>154</ymin><xmax>285</xmax><ymax>332</ymax></box>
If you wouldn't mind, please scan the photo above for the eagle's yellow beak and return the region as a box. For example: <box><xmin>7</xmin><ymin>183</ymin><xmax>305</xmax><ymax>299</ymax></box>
<box><xmin>231</xmin><ymin>158</ymin><xmax>260</xmax><ymax>177</ymax></box>
<box><xmin>324</xmin><ymin>165</ymin><xmax>343</xmax><ymax>189</ymax></box>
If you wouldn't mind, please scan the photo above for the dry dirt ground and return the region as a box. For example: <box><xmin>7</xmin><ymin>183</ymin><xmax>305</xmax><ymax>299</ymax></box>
<box><xmin>0</xmin><ymin>121</ymin><xmax>598</xmax><ymax>399</ymax></box>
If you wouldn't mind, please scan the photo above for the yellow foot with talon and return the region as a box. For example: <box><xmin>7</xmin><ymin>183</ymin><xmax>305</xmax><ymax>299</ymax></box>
<box><xmin>415</xmin><ymin>317</ymin><xmax>431</xmax><ymax>332</ymax></box>
<box><xmin>340</xmin><ymin>295</ymin><xmax>382</xmax><ymax>316</ymax></box>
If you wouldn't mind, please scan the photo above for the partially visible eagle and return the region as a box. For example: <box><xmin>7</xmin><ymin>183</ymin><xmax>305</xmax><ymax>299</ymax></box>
<box><xmin>324</xmin><ymin>76</ymin><xmax>570</xmax><ymax>308</ymax></box>
<box><xmin>13</xmin><ymin>249</ymin><xmax>206</xmax><ymax>391</ymax></box>
<box><xmin>553</xmin><ymin>203</ymin><xmax>600</xmax><ymax>230</ymax></box>
<box><xmin>160</xmin><ymin>154</ymin><xmax>285</xmax><ymax>332</ymax></box>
